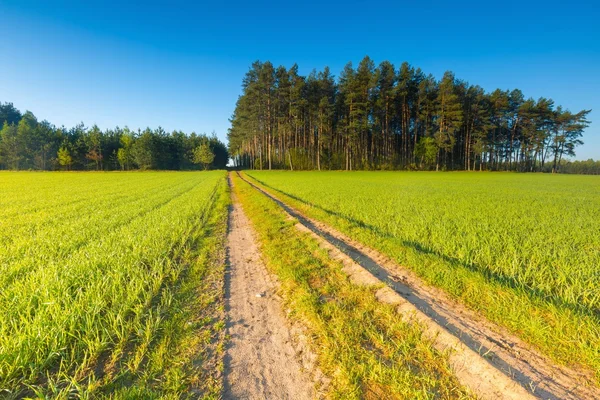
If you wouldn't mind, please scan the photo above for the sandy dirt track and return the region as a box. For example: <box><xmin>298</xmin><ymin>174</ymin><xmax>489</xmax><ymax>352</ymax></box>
<box><xmin>223</xmin><ymin>179</ymin><xmax>315</xmax><ymax>400</ymax></box>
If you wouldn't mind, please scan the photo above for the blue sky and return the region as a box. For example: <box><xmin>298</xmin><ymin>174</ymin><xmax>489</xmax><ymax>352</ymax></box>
<box><xmin>1</xmin><ymin>0</ymin><xmax>598</xmax><ymax>159</ymax></box>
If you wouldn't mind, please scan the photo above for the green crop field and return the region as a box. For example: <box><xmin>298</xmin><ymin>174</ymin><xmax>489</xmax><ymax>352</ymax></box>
<box><xmin>0</xmin><ymin>171</ymin><xmax>229</xmax><ymax>398</ymax></box>
<box><xmin>2</xmin><ymin>170</ymin><xmax>599</xmax><ymax>398</ymax></box>
<box><xmin>245</xmin><ymin>171</ymin><xmax>600</xmax><ymax>379</ymax></box>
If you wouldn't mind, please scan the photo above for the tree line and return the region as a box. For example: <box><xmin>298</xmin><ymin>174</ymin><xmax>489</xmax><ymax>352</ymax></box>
<box><xmin>553</xmin><ymin>159</ymin><xmax>600</xmax><ymax>175</ymax></box>
<box><xmin>0</xmin><ymin>102</ymin><xmax>228</xmax><ymax>171</ymax></box>
<box><xmin>228</xmin><ymin>57</ymin><xmax>592</xmax><ymax>172</ymax></box>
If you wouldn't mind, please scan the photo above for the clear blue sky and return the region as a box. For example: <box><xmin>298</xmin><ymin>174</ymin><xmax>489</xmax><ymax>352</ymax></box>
<box><xmin>1</xmin><ymin>0</ymin><xmax>598</xmax><ymax>159</ymax></box>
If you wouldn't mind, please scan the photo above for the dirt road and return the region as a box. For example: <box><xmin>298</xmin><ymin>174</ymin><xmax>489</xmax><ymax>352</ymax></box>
<box><xmin>223</xmin><ymin>180</ymin><xmax>315</xmax><ymax>400</ymax></box>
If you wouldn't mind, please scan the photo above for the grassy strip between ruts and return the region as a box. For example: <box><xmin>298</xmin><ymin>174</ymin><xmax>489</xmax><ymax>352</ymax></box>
<box><xmin>232</xmin><ymin>173</ymin><xmax>472</xmax><ymax>400</ymax></box>
<box><xmin>243</xmin><ymin>172</ymin><xmax>600</xmax><ymax>385</ymax></box>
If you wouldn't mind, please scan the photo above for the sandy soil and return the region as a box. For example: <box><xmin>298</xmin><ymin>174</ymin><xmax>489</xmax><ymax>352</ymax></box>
<box><xmin>239</xmin><ymin>172</ymin><xmax>600</xmax><ymax>400</ymax></box>
<box><xmin>222</xmin><ymin>179</ymin><xmax>316</xmax><ymax>400</ymax></box>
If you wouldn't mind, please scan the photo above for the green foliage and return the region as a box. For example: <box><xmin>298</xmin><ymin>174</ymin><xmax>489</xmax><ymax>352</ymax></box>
<box><xmin>57</xmin><ymin>146</ymin><xmax>73</xmax><ymax>169</ymax></box>
<box><xmin>554</xmin><ymin>158</ymin><xmax>600</xmax><ymax>174</ymax></box>
<box><xmin>131</xmin><ymin>129</ymin><xmax>155</xmax><ymax>170</ymax></box>
<box><xmin>116</xmin><ymin>131</ymin><xmax>134</xmax><ymax>170</ymax></box>
<box><xmin>0</xmin><ymin>102</ymin><xmax>22</xmax><ymax>129</ymax></box>
<box><xmin>228</xmin><ymin>58</ymin><xmax>591</xmax><ymax>171</ymax></box>
<box><xmin>0</xmin><ymin>122</ymin><xmax>21</xmax><ymax>169</ymax></box>
<box><xmin>84</xmin><ymin>125</ymin><xmax>104</xmax><ymax>170</ymax></box>
<box><xmin>414</xmin><ymin>137</ymin><xmax>437</xmax><ymax>168</ymax></box>
<box><xmin>192</xmin><ymin>143</ymin><xmax>215</xmax><ymax>170</ymax></box>
<box><xmin>246</xmin><ymin>171</ymin><xmax>600</xmax><ymax>380</ymax></box>
<box><xmin>0</xmin><ymin>102</ymin><xmax>229</xmax><ymax>171</ymax></box>
<box><xmin>0</xmin><ymin>171</ymin><xmax>229</xmax><ymax>397</ymax></box>
<box><xmin>434</xmin><ymin>71</ymin><xmax>463</xmax><ymax>170</ymax></box>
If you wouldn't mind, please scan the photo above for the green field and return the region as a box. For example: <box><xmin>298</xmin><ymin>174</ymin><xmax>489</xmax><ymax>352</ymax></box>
<box><xmin>2</xmin><ymin>170</ymin><xmax>599</xmax><ymax>397</ymax></box>
<box><xmin>0</xmin><ymin>171</ymin><xmax>229</xmax><ymax>398</ymax></box>
<box><xmin>245</xmin><ymin>171</ymin><xmax>600</xmax><ymax>378</ymax></box>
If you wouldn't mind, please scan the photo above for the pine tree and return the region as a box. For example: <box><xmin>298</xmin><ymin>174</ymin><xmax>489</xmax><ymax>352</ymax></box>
<box><xmin>435</xmin><ymin>71</ymin><xmax>463</xmax><ymax>170</ymax></box>
<box><xmin>57</xmin><ymin>146</ymin><xmax>73</xmax><ymax>170</ymax></box>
